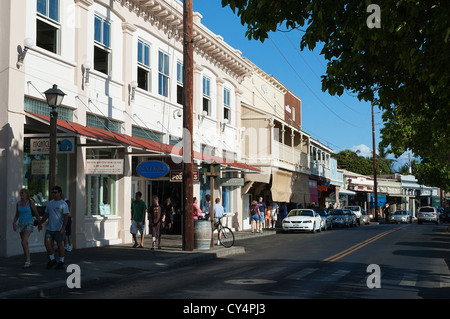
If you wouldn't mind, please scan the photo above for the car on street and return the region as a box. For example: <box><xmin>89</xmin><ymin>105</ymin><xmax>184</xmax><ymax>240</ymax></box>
<box><xmin>417</xmin><ymin>207</ymin><xmax>439</xmax><ymax>224</ymax></box>
<box><xmin>344</xmin><ymin>206</ymin><xmax>362</xmax><ymax>225</ymax></box>
<box><xmin>348</xmin><ymin>211</ymin><xmax>358</xmax><ymax>227</ymax></box>
<box><xmin>361</xmin><ymin>210</ymin><xmax>370</xmax><ymax>225</ymax></box>
<box><xmin>282</xmin><ymin>209</ymin><xmax>322</xmax><ymax>233</ymax></box>
<box><xmin>314</xmin><ymin>208</ymin><xmax>333</xmax><ymax>231</ymax></box>
<box><xmin>329</xmin><ymin>209</ymin><xmax>350</xmax><ymax>228</ymax></box>
<box><xmin>390</xmin><ymin>210</ymin><xmax>412</xmax><ymax>224</ymax></box>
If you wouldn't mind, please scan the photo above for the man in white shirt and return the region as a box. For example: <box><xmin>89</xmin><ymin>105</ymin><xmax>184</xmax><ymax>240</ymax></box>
<box><xmin>38</xmin><ymin>185</ymin><xmax>69</xmax><ymax>269</ymax></box>
<box><xmin>213</xmin><ymin>198</ymin><xmax>225</xmax><ymax>245</ymax></box>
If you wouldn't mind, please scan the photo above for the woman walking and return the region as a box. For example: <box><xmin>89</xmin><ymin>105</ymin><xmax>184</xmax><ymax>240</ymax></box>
<box><xmin>12</xmin><ymin>189</ymin><xmax>40</xmax><ymax>268</ymax></box>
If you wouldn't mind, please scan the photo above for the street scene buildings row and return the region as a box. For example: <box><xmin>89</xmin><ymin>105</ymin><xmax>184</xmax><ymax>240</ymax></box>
<box><xmin>0</xmin><ymin>0</ymin><xmax>443</xmax><ymax>257</ymax></box>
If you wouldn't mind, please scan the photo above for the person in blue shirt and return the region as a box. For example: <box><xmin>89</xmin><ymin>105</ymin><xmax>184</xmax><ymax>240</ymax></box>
<box><xmin>214</xmin><ymin>198</ymin><xmax>224</xmax><ymax>245</ymax></box>
<box><xmin>38</xmin><ymin>186</ymin><xmax>69</xmax><ymax>269</ymax></box>
<box><xmin>12</xmin><ymin>188</ymin><xmax>40</xmax><ymax>268</ymax></box>
<box><xmin>257</xmin><ymin>197</ymin><xmax>267</xmax><ymax>233</ymax></box>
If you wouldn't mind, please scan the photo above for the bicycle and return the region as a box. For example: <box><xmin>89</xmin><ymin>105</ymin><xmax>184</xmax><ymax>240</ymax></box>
<box><xmin>214</xmin><ymin>217</ymin><xmax>235</xmax><ymax>248</ymax></box>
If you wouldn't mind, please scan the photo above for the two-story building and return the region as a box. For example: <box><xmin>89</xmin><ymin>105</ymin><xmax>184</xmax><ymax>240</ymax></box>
<box><xmin>239</xmin><ymin>60</ymin><xmax>311</xmax><ymax>227</ymax></box>
<box><xmin>1</xmin><ymin>0</ymin><xmax>257</xmax><ymax>257</ymax></box>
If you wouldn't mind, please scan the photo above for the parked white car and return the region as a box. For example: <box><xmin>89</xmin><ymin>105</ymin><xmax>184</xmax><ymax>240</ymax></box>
<box><xmin>282</xmin><ymin>209</ymin><xmax>322</xmax><ymax>233</ymax></box>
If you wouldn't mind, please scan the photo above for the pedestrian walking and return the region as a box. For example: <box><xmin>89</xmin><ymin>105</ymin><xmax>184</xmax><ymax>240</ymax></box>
<box><xmin>384</xmin><ymin>203</ymin><xmax>390</xmax><ymax>223</ymax></box>
<box><xmin>12</xmin><ymin>188</ymin><xmax>41</xmax><ymax>268</ymax></box>
<box><xmin>163</xmin><ymin>197</ymin><xmax>174</xmax><ymax>234</ymax></box>
<box><xmin>214</xmin><ymin>198</ymin><xmax>224</xmax><ymax>245</ymax></box>
<box><xmin>193</xmin><ymin>197</ymin><xmax>202</xmax><ymax>220</ymax></box>
<box><xmin>265</xmin><ymin>204</ymin><xmax>272</xmax><ymax>229</ymax></box>
<box><xmin>203</xmin><ymin>194</ymin><xmax>211</xmax><ymax>220</ymax></box>
<box><xmin>148</xmin><ymin>195</ymin><xmax>164</xmax><ymax>249</ymax></box>
<box><xmin>38</xmin><ymin>185</ymin><xmax>69</xmax><ymax>269</ymax></box>
<box><xmin>131</xmin><ymin>191</ymin><xmax>147</xmax><ymax>248</ymax></box>
<box><xmin>249</xmin><ymin>200</ymin><xmax>260</xmax><ymax>233</ymax></box>
<box><xmin>271</xmin><ymin>202</ymin><xmax>279</xmax><ymax>228</ymax></box>
<box><xmin>257</xmin><ymin>197</ymin><xmax>266</xmax><ymax>232</ymax></box>
<box><xmin>63</xmin><ymin>194</ymin><xmax>72</xmax><ymax>252</ymax></box>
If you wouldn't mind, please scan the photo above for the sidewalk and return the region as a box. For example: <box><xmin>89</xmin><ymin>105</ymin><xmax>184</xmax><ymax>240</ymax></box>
<box><xmin>0</xmin><ymin>229</ymin><xmax>275</xmax><ymax>299</ymax></box>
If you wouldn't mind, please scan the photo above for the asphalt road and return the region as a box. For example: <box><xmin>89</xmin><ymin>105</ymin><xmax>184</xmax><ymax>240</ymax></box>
<box><xmin>62</xmin><ymin>223</ymin><xmax>450</xmax><ymax>301</ymax></box>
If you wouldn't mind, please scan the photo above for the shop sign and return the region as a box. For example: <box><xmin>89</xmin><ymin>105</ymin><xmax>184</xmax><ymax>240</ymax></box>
<box><xmin>30</xmin><ymin>138</ymin><xmax>75</xmax><ymax>154</ymax></box>
<box><xmin>136</xmin><ymin>160</ymin><xmax>169</xmax><ymax>178</ymax></box>
<box><xmin>86</xmin><ymin>159</ymin><xmax>124</xmax><ymax>175</ymax></box>
<box><xmin>220</xmin><ymin>178</ymin><xmax>244</xmax><ymax>187</ymax></box>
<box><xmin>170</xmin><ymin>170</ymin><xmax>199</xmax><ymax>182</ymax></box>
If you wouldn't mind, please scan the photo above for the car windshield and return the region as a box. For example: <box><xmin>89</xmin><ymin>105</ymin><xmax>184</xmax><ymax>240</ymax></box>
<box><xmin>419</xmin><ymin>207</ymin><xmax>435</xmax><ymax>212</ymax></box>
<box><xmin>314</xmin><ymin>209</ymin><xmax>327</xmax><ymax>216</ymax></box>
<box><xmin>330</xmin><ymin>210</ymin><xmax>346</xmax><ymax>215</ymax></box>
<box><xmin>288</xmin><ymin>210</ymin><xmax>314</xmax><ymax>217</ymax></box>
<box><xmin>344</xmin><ymin>207</ymin><xmax>358</xmax><ymax>211</ymax></box>
<box><xmin>394</xmin><ymin>211</ymin><xmax>407</xmax><ymax>215</ymax></box>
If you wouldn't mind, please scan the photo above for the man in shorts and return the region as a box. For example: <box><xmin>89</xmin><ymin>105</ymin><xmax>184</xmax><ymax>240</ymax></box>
<box><xmin>38</xmin><ymin>185</ymin><xmax>69</xmax><ymax>269</ymax></box>
<box><xmin>131</xmin><ymin>191</ymin><xmax>147</xmax><ymax>248</ymax></box>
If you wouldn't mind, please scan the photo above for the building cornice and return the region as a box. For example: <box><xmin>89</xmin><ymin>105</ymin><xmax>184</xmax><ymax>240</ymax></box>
<box><xmin>118</xmin><ymin>0</ymin><xmax>253</xmax><ymax>82</ymax></box>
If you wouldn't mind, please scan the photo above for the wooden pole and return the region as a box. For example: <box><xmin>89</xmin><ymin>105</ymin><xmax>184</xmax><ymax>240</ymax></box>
<box><xmin>372</xmin><ymin>101</ymin><xmax>378</xmax><ymax>222</ymax></box>
<box><xmin>182</xmin><ymin>0</ymin><xmax>194</xmax><ymax>251</ymax></box>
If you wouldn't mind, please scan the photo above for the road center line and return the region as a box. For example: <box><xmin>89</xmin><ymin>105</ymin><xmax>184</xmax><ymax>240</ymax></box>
<box><xmin>322</xmin><ymin>225</ymin><xmax>409</xmax><ymax>263</ymax></box>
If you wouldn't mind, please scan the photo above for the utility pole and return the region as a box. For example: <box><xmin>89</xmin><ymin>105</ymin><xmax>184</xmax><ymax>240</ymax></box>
<box><xmin>182</xmin><ymin>0</ymin><xmax>194</xmax><ymax>251</ymax></box>
<box><xmin>372</xmin><ymin>101</ymin><xmax>378</xmax><ymax>222</ymax></box>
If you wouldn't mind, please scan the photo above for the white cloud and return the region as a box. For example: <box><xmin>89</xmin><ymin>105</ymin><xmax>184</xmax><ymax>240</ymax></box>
<box><xmin>349</xmin><ymin>144</ymin><xmax>374</xmax><ymax>158</ymax></box>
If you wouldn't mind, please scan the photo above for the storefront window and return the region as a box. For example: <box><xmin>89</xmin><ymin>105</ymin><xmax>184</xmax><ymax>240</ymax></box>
<box><xmin>86</xmin><ymin>174</ymin><xmax>117</xmax><ymax>216</ymax></box>
<box><xmin>23</xmin><ymin>137</ymin><xmax>69</xmax><ymax>210</ymax></box>
<box><xmin>85</xmin><ymin>149</ymin><xmax>118</xmax><ymax>216</ymax></box>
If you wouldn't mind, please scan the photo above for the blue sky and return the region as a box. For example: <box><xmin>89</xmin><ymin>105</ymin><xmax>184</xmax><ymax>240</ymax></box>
<box><xmin>192</xmin><ymin>1</ymin><xmax>408</xmax><ymax>169</ymax></box>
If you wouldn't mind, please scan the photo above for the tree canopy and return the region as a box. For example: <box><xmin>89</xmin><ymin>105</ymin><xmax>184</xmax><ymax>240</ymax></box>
<box><xmin>221</xmin><ymin>0</ymin><xmax>450</xmax><ymax>190</ymax></box>
<box><xmin>332</xmin><ymin>149</ymin><xmax>393</xmax><ymax>176</ymax></box>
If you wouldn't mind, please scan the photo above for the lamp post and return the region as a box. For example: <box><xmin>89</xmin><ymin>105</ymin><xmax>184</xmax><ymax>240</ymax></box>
<box><xmin>43</xmin><ymin>84</ymin><xmax>66</xmax><ymax>193</ymax></box>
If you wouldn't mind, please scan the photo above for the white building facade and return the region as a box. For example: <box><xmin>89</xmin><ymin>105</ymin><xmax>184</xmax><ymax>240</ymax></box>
<box><xmin>0</xmin><ymin>0</ymin><xmax>254</xmax><ymax>257</ymax></box>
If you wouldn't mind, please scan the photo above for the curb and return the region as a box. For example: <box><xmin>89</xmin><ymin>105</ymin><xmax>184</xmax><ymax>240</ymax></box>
<box><xmin>0</xmin><ymin>230</ymin><xmax>273</xmax><ymax>299</ymax></box>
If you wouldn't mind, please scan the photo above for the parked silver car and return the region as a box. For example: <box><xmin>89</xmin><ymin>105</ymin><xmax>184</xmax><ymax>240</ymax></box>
<box><xmin>360</xmin><ymin>210</ymin><xmax>370</xmax><ymax>225</ymax></box>
<box><xmin>390</xmin><ymin>210</ymin><xmax>412</xmax><ymax>224</ymax></box>
<box><xmin>417</xmin><ymin>207</ymin><xmax>439</xmax><ymax>224</ymax></box>
<box><xmin>329</xmin><ymin>209</ymin><xmax>350</xmax><ymax>228</ymax></box>
<box><xmin>314</xmin><ymin>209</ymin><xmax>333</xmax><ymax>231</ymax></box>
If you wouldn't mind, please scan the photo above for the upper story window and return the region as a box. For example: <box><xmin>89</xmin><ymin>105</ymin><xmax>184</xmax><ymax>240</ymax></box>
<box><xmin>158</xmin><ymin>51</ymin><xmax>169</xmax><ymax>97</ymax></box>
<box><xmin>176</xmin><ymin>61</ymin><xmax>184</xmax><ymax>105</ymax></box>
<box><xmin>137</xmin><ymin>39</ymin><xmax>151</xmax><ymax>91</ymax></box>
<box><xmin>36</xmin><ymin>0</ymin><xmax>60</xmax><ymax>54</ymax></box>
<box><xmin>94</xmin><ymin>15</ymin><xmax>111</xmax><ymax>75</ymax></box>
<box><xmin>202</xmin><ymin>76</ymin><xmax>211</xmax><ymax>115</ymax></box>
<box><xmin>223</xmin><ymin>87</ymin><xmax>231</xmax><ymax>122</ymax></box>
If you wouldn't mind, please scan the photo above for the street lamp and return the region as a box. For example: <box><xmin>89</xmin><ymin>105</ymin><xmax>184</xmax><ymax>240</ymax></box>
<box><xmin>43</xmin><ymin>84</ymin><xmax>66</xmax><ymax>193</ymax></box>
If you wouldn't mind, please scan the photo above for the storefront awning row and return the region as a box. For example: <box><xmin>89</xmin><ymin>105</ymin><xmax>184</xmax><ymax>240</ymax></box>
<box><xmin>26</xmin><ymin>112</ymin><xmax>260</xmax><ymax>173</ymax></box>
<box><xmin>244</xmin><ymin>167</ymin><xmax>310</xmax><ymax>204</ymax></box>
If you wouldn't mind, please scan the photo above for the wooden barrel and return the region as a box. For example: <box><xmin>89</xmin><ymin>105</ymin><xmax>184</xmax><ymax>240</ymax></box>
<box><xmin>194</xmin><ymin>220</ymin><xmax>212</xmax><ymax>250</ymax></box>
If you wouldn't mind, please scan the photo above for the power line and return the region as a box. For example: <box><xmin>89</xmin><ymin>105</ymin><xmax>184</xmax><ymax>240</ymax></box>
<box><xmin>268</xmin><ymin>36</ymin><xmax>363</xmax><ymax>129</ymax></box>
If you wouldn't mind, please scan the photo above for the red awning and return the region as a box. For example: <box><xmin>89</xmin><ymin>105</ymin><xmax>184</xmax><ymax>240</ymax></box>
<box><xmin>26</xmin><ymin>111</ymin><xmax>259</xmax><ymax>172</ymax></box>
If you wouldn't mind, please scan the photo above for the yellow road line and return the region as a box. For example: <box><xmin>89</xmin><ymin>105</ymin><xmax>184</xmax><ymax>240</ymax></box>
<box><xmin>322</xmin><ymin>225</ymin><xmax>409</xmax><ymax>263</ymax></box>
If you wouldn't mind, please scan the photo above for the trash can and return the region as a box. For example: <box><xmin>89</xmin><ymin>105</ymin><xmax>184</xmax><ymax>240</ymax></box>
<box><xmin>194</xmin><ymin>220</ymin><xmax>212</xmax><ymax>250</ymax></box>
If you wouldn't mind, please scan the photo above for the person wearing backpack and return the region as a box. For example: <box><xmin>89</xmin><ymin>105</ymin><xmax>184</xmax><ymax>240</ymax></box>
<box><xmin>148</xmin><ymin>195</ymin><xmax>165</xmax><ymax>250</ymax></box>
<box><xmin>249</xmin><ymin>200</ymin><xmax>260</xmax><ymax>233</ymax></box>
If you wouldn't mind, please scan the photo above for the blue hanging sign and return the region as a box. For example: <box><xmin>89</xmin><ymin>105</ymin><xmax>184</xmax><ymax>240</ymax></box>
<box><xmin>136</xmin><ymin>160</ymin><xmax>169</xmax><ymax>178</ymax></box>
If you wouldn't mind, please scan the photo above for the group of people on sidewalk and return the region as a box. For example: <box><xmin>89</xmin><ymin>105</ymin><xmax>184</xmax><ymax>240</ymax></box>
<box><xmin>130</xmin><ymin>192</ymin><xmax>173</xmax><ymax>250</ymax></box>
<box><xmin>12</xmin><ymin>185</ymin><xmax>72</xmax><ymax>269</ymax></box>
<box><xmin>249</xmin><ymin>197</ymin><xmax>287</xmax><ymax>233</ymax></box>
<box><xmin>131</xmin><ymin>192</ymin><xmax>227</xmax><ymax>249</ymax></box>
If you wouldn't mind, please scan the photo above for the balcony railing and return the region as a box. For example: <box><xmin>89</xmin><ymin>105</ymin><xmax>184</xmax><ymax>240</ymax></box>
<box><xmin>272</xmin><ymin>140</ymin><xmax>308</xmax><ymax>169</ymax></box>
